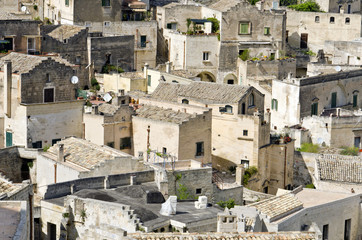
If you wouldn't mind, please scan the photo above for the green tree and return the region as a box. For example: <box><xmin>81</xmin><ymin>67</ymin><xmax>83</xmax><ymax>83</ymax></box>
<box><xmin>206</xmin><ymin>17</ymin><xmax>219</xmax><ymax>33</ymax></box>
<box><xmin>288</xmin><ymin>1</ymin><xmax>322</xmax><ymax>12</ymax></box>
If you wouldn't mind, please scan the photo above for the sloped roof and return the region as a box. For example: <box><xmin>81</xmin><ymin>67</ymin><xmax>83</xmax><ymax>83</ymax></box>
<box><xmin>46</xmin><ymin>137</ymin><xmax>130</xmax><ymax>170</ymax></box>
<box><xmin>316</xmin><ymin>154</ymin><xmax>362</xmax><ymax>183</ymax></box>
<box><xmin>135</xmin><ymin>105</ymin><xmax>194</xmax><ymax>124</ymax></box>
<box><xmin>248</xmin><ymin>193</ymin><xmax>303</xmax><ymax>221</ymax></box>
<box><xmin>47</xmin><ymin>24</ymin><xmax>85</xmax><ymax>42</ymax></box>
<box><xmin>151</xmin><ymin>82</ymin><xmax>251</xmax><ymax>104</ymax></box>
<box><xmin>209</xmin><ymin>0</ymin><xmax>242</xmax><ymax>12</ymax></box>
<box><xmin>0</xmin><ymin>176</ymin><xmax>22</xmax><ymax>196</ymax></box>
<box><xmin>0</xmin><ymin>52</ymin><xmax>74</xmax><ymax>74</ymax></box>
<box><xmin>98</xmin><ymin>103</ymin><xmax>120</xmax><ymax>115</ymax></box>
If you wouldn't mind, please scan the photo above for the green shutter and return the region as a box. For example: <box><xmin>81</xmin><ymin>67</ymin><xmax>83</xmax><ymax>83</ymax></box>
<box><xmin>147</xmin><ymin>75</ymin><xmax>151</xmax><ymax>86</ymax></box>
<box><xmin>275</xmin><ymin>99</ymin><xmax>278</xmax><ymax>111</ymax></box>
<box><xmin>271</xmin><ymin>99</ymin><xmax>274</xmax><ymax>110</ymax></box>
<box><xmin>239</xmin><ymin>23</ymin><xmax>249</xmax><ymax>34</ymax></box>
<box><xmin>353</xmin><ymin>94</ymin><xmax>357</xmax><ymax>107</ymax></box>
<box><xmin>331</xmin><ymin>92</ymin><xmax>337</xmax><ymax>108</ymax></box>
<box><xmin>264</xmin><ymin>27</ymin><xmax>270</xmax><ymax>35</ymax></box>
<box><xmin>311</xmin><ymin>102</ymin><xmax>318</xmax><ymax>116</ymax></box>
<box><xmin>6</xmin><ymin>131</ymin><xmax>12</xmax><ymax>147</ymax></box>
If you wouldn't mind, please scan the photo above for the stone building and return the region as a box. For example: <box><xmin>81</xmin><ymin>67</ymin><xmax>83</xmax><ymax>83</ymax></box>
<box><xmin>323</xmin><ymin>39</ymin><xmax>362</xmax><ymax>65</ymax></box>
<box><xmin>36</xmin><ymin>137</ymin><xmax>147</xmax><ymax>196</ymax></box>
<box><xmin>157</xmin><ymin>0</ymin><xmax>286</xmax><ymax>83</ymax></box>
<box><xmin>217</xmin><ymin>187</ymin><xmax>362</xmax><ymax>240</ymax></box>
<box><xmin>314</xmin><ymin>0</ymin><xmax>361</xmax><ymax>14</ymax></box>
<box><xmin>83</xmin><ymin>103</ymin><xmax>135</xmax><ymax>154</ymax></box>
<box><xmin>0</xmin><ymin>16</ymin><xmax>41</xmax><ymax>54</ymax></box>
<box><xmin>271</xmin><ymin>69</ymin><xmax>362</xmax><ymax>147</ymax></box>
<box><xmin>132</xmin><ymin>103</ymin><xmax>212</xmax><ymax>164</ymax></box>
<box><xmin>0</xmin><ymin>52</ymin><xmax>84</xmax><ymax>148</ymax></box>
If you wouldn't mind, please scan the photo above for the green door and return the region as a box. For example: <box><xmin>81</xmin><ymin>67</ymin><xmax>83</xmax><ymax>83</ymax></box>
<box><xmin>6</xmin><ymin>131</ymin><xmax>12</xmax><ymax>147</ymax></box>
<box><xmin>331</xmin><ymin>92</ymin><xmax>337</xmax><ymax>108</ymax></box>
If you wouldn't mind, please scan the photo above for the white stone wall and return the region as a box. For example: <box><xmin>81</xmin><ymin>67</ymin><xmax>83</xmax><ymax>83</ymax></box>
<box><xmin>145</xmin><ymin>69</ymin><xmax>193</xmax><ymax>94</ymax></box>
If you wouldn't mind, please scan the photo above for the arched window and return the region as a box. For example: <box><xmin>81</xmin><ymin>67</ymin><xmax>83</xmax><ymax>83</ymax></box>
<box><xmin>315</xmin><ymin>16</ymin><xmax>320</xmax><ymax>23</ymax></box>
<box><xmin>345</xmin><ymin>17</ymin><xmax>350</xmax><ymax>24</ymax></box>
<box><xmin>271</xmin><ymin>99</ymin><xmax>278</xmax><ymax>111</ymax></box>
<box><xmin>182</xmin><ymin>99</ymin><xmax>189</xmax><ymax>104</ymax></box>
<box><xmin>248</xmin><ymin>94</ymin><xmax>254</xmax><ymax>107</ymax></box>
<box><xmin>353</xmin><ymin>90</ymin><xmax>359</xmax><ymax>108</ymax></box>
<box><xmin>225</xmin><ymin>105</ymin><xmax>233</xmax><ymax>113</ymax></box>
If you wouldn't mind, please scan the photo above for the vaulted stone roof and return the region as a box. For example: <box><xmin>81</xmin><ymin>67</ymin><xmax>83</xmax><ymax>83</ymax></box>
<box><xmin>0</xmin><ymin>52</ymin><xmax>74</xmax><ymax>74</ymax></box>
<box><xmin>135</xmin><ymin>105</ymin><xmax>194</xmax><ymax>124</ymax></box>
<box><xmin>151</xmin><ymin>82</ymin><xmax>252</xmax><ymax>104</ymax></box>
<box><xmin>248</xmin><ymin>193</ymin><xmax>303</xmax><ymax>221</ymax></box>
<box><xmin>316</xmin><ymin>154</ymin><xmax>362</xmax><ymax>183</ymax></box>
<box><xmin>47</xmin><ymin>24</ymin><xmax>85</xmax><ymax>42</ymax></box>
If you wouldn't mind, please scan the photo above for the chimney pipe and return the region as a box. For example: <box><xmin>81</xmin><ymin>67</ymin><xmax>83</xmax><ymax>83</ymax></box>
<box><xmin>4</xmin><ymin>60</ymin><xmax>12</xmax><ymax>118</ymax></box>
<box><xmin>144</xmin><ymin>63</ymin><xmax>149</xmax><ymax>78</ymax></box>
<box><xmin>166</xmin><ymin>61</ymin><xmax>171</xmax><ymax>73</ymax></box>
<box><xmin>58</xmin><ymin>144</ymin><xmax>64</xmax><ymax>162</ymax></box>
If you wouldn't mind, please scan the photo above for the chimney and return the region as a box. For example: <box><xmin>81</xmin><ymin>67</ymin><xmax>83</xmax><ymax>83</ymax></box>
<box><xmin>143</xmin><ymin>63</ymin><xmax>149</xmax><ymax>78</ymax></box>
<box><xmin>58</xmin><ymin>144</ymin><xmax>64</xmax><ymax>162</ymax></box>
<box><xmin>340</xmin><ymin>7</ymin><xmax>344</xmax><ymax>14</ymax></box>
<box><xmin>165</xmin><ymin>61</ymin><xmax>171</xmax><ymax>73</ymax></box>
<box><xmin>4</xmin><ymin>60</ymin><xmax>12</xmax><ymax>118</ymax></box>
<box><xmin>92</xmin><ymin>105</ymin><xmax>99</xmax><ymax>115</ymax></box>
<box><xmin>287</xmin><ymin>72</ymin><xmax>293</xmax><ymax>80</ymax></box>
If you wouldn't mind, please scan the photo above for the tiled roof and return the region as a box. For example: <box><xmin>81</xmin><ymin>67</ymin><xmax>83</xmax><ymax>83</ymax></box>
<box><xmin>128</xmin><ymin>232</ymin><xmax>317</xmax><ymax>240</ymax></box>
<box><xmin>150</xmin><ymin>0</ymin><xmax>179</xmax><ymax>7</ymax></box>
<box><xmin>0</xmin><ymin>10</ymin><xmax>30</xmax><ymax>20</ymax></box>
<box><xmin>0</xmin><ymin>175</ymin><xmax>22</xmax><ymax>196</ymax></box>
<box><xmin>151</xmin><ymin>82</ymin><xmax>251</xmax><ymax>104</ymax></box>
<box><xmin>0</xmin><ymin>52</ymin><xmax>74</xmax><ymax>74</ymax></box>
<box><xmin>209</xmin><ymin>0</ymin><xmax>242</xmax><ymax>12</ymax></box>
<box><xmin>135</xmin><ymin>105</ymin><xmax>194</xmax><ymax>124</ymax></box>
<box><xmin>47</xmin><ymin>137</ymin><xmax>129</xmax><ymax>170</ymax></box>
<box><xmin>248</xmin><ymin>193</ymin><xmax>303</xmax><ymax>221</ymax></box>
<box><xmin>316</xmin><ymin>154</ymin><xmax>362</xmax><ymax>183</ymax></box>
<box><xmin>47</xmin><ymin>25</ymin><xmax>85</xmax><ymax>42</ymax></box>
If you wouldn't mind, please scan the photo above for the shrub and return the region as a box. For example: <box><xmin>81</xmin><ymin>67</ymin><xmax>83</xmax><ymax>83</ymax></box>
<box><xmin>288</xmin><ymin>1</ymin><xmax>322</xmax><ymax>12</ymax></box>
<box><xmin>177</xmin><ymin>184</ymin><xmax>191</xmax><ymax>200</ymax></box>
<box><xmin>243</xmin><ymin>166</ymin><xmax>258</xmax><ymax>185</ymax></box>
<box><xmin>297</xmin><ymin>143</ymin><xmax>320</xmax><ymax>153</ymax></box>
<box><xmin>305</xmin><ymin>183</ymin><xmax>315</xmax><ymax>189</ymax></box>
<box><xmin>217</xmin><ymin>199</ymin><xmax>235</xmax><ymax>209</ymax></box>
<box><xmin>43</xmin><ymin>145</ymin><xmax>50</xmax><ymax>152</ymax></box>
<box><xmin>206</xmin><ymin>17</ymin><xmax>220</xmax><ymax>33</ymax></box>
<box><xmin>239</xmin><ymin>49</ymin><xmax>250</xmax><ymax>61</ymax></box>
<box><xmin>248</xmin><ymin>0</ymin><xmax>260</xmax><ymax>5</ymax></box>
<box><xmin>340</xmin><ymin>147</ymin><xmax>359</xmax><ymax>156</ymax></box>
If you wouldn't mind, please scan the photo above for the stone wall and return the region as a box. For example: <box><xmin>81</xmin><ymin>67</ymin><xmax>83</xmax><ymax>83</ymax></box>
<box><xmin>243</xmin><ymin>188</ymin><xmax>273</xmax><ymax>203</ymax></box>
<box><xmin>212</xmin><ymin>185</ymin><xmax>243</xmax><ymax>205</ymax></box>
<box><xmin>42</xmin><ymin>170</ymin><xmax>154</xmax><ymax>199</ymax></box>
<box><xmin>293</xmin><ymin>151</ymin><xmax>316</xmax><ymax>187</ymax></box>
<box><xmin>0</xmin><ymin>201</ymin><xmax>30</xmax><ymax>240</ymax></box>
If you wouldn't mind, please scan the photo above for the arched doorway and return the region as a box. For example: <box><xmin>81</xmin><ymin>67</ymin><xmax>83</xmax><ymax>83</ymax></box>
<box><xmin>196</xmin><ymin>72</ymin><xmax>216</xmax><ymax>82</ymax></box>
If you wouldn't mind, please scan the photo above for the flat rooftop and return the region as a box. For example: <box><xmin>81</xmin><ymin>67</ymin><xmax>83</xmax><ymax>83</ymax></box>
<box><xmin>0</xmin><ymin>202</ymin><xmax>21</xmax><ymax>239</ymax></box>
<box><xmin>295</xmin><ymin>188</ymin><xmax>353</xmax><ymax>208</ymax></box>
<box><xmin>45</xmin><ymin>183</ymin><xmax>222</xmax><ymax>230</ymax></box>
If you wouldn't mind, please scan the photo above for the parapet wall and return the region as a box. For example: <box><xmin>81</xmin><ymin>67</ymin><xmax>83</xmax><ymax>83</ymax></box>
<box><xmin>43</xmin><ymin>170</ymin><xmax>154</xmax><ymax>199</ymax></box>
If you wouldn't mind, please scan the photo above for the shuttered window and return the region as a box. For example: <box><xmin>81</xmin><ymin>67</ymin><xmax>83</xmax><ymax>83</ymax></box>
<box><xmin>239</xmin><ymin>22</ymin><xmax>250</xmax><ymax>35</ymax></box>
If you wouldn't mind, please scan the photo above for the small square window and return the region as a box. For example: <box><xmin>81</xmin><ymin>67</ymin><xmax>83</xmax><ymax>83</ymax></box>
<box><xmin>196</xmin><ymin>188</ymin><xmax>202</xmax><ymax>194</ymax></box>
<box><xmin>239</xmin><ymin>22</ymin><xmax>251</xmax><ymax>35</ymax></box>
<box><xmin>102</xmin><ymin>0</ymin><xmax>110</xmax><ymax>7</ymax></box>
<box><xmin>330</xmin><ymin>17</ymin><xmax>335</xmax><ymax>23</ymax></box>
<box><xmin>315</xmin><ymin>16</ymin><xmax>320</xmax><ymax>23</ymax></box>
<box><xmin>162</xmin><ymin>147</ymin><xmax>167</xmax><ymax>155</ymax></box>
<box><xmin>243</xmin><ymin>130</ymin><xmax>248</xmax><ymax>136</ymax></box>
<box><xmin>203</xmin><ymin>52</ymin><xmax>209</xmax><ymax>61</ymax></box>
<box><xmin>345</xmin><ymin>17</ymin><xmax>350</xmax><ymax>24</ymax></box>
<box><xmin>65</xmin><ymin>0</ymin><xmax>69</xmax><ymax>6</ymax></box>
<box><xmin>104</xmin><ymin>21</ymin><xmax>111</xmax><ymax>27</ymax></box>
<box><xmin>264</xmin><ymin>27</ymin><xmax>270</xmax><ymax>35</ymax></box>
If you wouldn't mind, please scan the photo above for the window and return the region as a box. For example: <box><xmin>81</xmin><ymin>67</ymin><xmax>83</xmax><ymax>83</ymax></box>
<box><xmin>344</xmin><ymin>219</ymin><xmax>351</xmax><ymax>240</ymax></box>
<box><xmin>196</xmin><ymin>188</ymin><xmax>202</xmax><ymax>194</ymax></box>
<box><xmin>248</xmin><ymin>93</ymin><xmax>254</xmax><ymax>106</ymax></box>
<box><xmin>32</xmin><ymin>141</ymin><xmax>42</xmax><ymax>149</ymax></box>
<box><xmin>353</xmin><ymin>94</ymin><xmax>358</xmax><ymax>107</ymax></box>
<box><xmin>147</xmin><ymin>75</ymin><xmax>151</xmax><ymax>86</ymax></box>
<box><xmin>264</xmin><ymin>27</ymin><xmax>270</xmax><ymax>35</ymax></box>
<box><xmin>355</xmin><ymin>137</ymin><xmax>361</xmax><ymax>148</ymax></box>
<box><xmin>120</xmin><ymin>137</ymin><xmax>132</xmax><ymax>149</ymax></box>
<box><xmin>52</xmin><ymin>139</ymin><xmax>61</xmax><ymax>145</ymax></box>
<box><xmin>162</xmin><ymin>147</ymin><xmax>167</xmax><ymax>155</ymax></box>
<box><xmin>239</xmin><ymin>22</ymin><xmax>251</xmax><ymax>35</ymax></box>
<box><xmin>330</xmin><ymin>17</ymin><xmax>335</xmax><ymax>23</ymax></box>
<box><xmin>140</xmin><ymin>35</ymin><xmax>147</xmax><ymax>48</ymax></box>
<box><xmin>65</xmin><ymin>0</ymin><xmax>69</xmax><ymax>6</ymax></box>
<box><xmin>104</xmin><ymin>21</ymin><xmax>111</xmax><ymax>27</ymax></box>
<box><xmin>311</xmin><ymin>102</ymin><xmax>318</xmax><ymax>116</ymax></box>
<box><xmin>263</xmin><ymin>186</ymin><xmax>268</xmax><ymax>194</ymax></box>
<box><xmin>203</xmin><ymin>52</ymin><xmax>209</xmax><ymax>61</ymax></box>
<box><xmin>47</xmin><ymin>222</ymin><xmax>56</xmax><ymax>240</ymax></box>
<box><xmin>227</xmin><ymin>79</ymin><xmax>234</xmax><ymax>84</ymax></box>
<box><xmin>46</xmin><ymin>73</ymin><xmax>51</xmax><ymax>82</ymax></box>
<box><xmin>241</xmin><ymin>103</ymin><xmax>246</xmax><ymax>114</ymax></box>
<box><xmin>243</xmin><ymin>130</ymin><xmax>248</xmax><ymax>136</ymax></box>
<box><xmin>6</xmin><ymin>131</ymin><xmax>12</xmax><ymax>148</ymax></box>
<box><xmin>166</xmin><ymin>23</ymin><xmax>177</xmax><ymax>30</ymax></box>
<box><xmin>102</xmin><ymin>0</ymin><xmax>110</xmax><ymax>7</ymax></box>
<box><xmin>225</xmin><ymin>105</ymin><xmax>233</xmax><ymax>113</ymax></box>
<box><xmin>286</xmin><ymin>30</ymin><xmax>289</xmax><ymax>43</ymax></box>
<box><xmin>241</xmin><ymin>159</ymin><xmax>249</xmax><ymax>169</ymax></box>
<box><xmin>322</xmin><ymin>224</ymin><xmax>329</xmax><ymax>240</ymax></box>
<box><xmin>272</xmin><ymin>99</ymin><xmax>278</xmax><ymax>111</ymax></box>
<box><xmin>85</xmin><ymin>21</ymin><xmax>92</xmax><ymax>27</ymax></box>
<box><xmin>348</xmin><ymin>4</ymin><xmax>351</xmax><ymax>13</ymax></box>
<box><xmin>44</xmin><ymin>88</ymin><xmax>54</xmax><ymax>103</ymax></box>
<box><xmin>345</xmin><ymin>17</ymin><xmax>350</xmax><ymax>24</ymax></box>
<box><xmin>63</xmin><ymin>39</ymin><xmax>68</xmax><ymax>44</ymax></box>
<box><xmin>196</xmin><ymin>142</ymin><xmax>204</xmax><ymax>156</ymax></box>
<box><xmin>182</xmin><ymin>99</ymin><xmax>189</xmax><ymax>104</ymax></box>
<box><xmin>339</xmin><ymin>5</ymin><xmax>342</xmax><ymax>12</ymax></box>
<box><xmin>315</xmin><ymin>16</ymin><xmax>320</xmax><ymax>23</ymax></box>
<box><xmin>331</xmin><ymin>92</ymin><xmax>337</xmax><ymax>108</ymax></box>
<box><xmin>75</xmin><ymin>56</ymin><xmax>81</xmax><ymax>64</ymax></box>
<box><xmin>107</xmin><ymin>142</ymin><xmax>115</xmax><ymax>148</ymax></box>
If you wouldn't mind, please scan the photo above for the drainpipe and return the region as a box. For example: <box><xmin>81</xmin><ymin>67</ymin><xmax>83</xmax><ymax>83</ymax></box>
<box><xmin>284</xmin><ymin>145</ymin><xmax>287</xmax><ymax>188</ymax></box>
<box><xmin>54</xmin><ymin>164</ymin><xmax>57</xmax><ymax>183</ymax></box>
<box><xmin>146</xmin><ymin>126</ymin><xmax>150</xmax><ymax>161</ymax></box>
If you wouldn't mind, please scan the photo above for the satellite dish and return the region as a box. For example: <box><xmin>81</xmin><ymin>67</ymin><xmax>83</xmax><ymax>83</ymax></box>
<box><xmin>21</xmin><ymin>6</ymin><xmax>27</xmax><ymax>12</ymax></box>
<box><xmin>335</xmin><ymin>66</ymin><xmax>342</xmax><ymax>72</ymax></box>
<box><xmin>103</xmin><ymin>93</ymin><xmax>112</xmax><ymax>102</ymax></box>
<box><xmin>71</xmin><ymin>76</ymin><xmax>79</xmax><ymax>84</ymax></box>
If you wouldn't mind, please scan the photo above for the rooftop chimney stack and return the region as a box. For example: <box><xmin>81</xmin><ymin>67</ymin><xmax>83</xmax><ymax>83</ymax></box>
<box><xmin>4</xmin><ymin>60</ymin><xmax>12</xmax><ymax>118</ymax></box>
<box><xmin>143</xmin><ymin>63</ymin><xmax>149</xmax><ymax>78</ymax></box>
<box><xmin>166</xmin><ymin>61</ymin><xmax>171</xmax><ymax>73</ymax></box>
<box><xmin>58</xmin><ymin>144</ymin><xmax>64</xmax><ymax>162</ymax></box>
